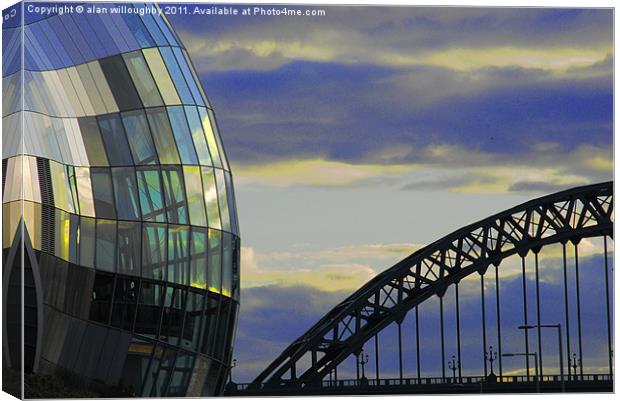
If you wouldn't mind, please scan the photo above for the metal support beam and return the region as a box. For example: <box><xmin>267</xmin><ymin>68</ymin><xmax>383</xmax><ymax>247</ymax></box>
<box><xmin>603</xmin><ymin>236</ymin><xmax>613</xmax><ymax>376</ymax></box>
<box><xmin>398</xmin><ymin>320</ymin><xmax>404</xmax><ymax>381</ymax></box>
<box><xmin>495</xmin><ymin>264</ymin><xmax>503</xmax><ymax>377</ymax></box>
<box><xmin>440</xmin><ymin>296</ymin><xmax>446</xmax><ymax>381</ymax></box>
<box><xmin>416</xmin><ymin>306</ymin><xmax>421</xmax><ymax>381</ymax></box>
<box><xmin>521</xmin><ymin>256</ymin><xmax>530</xmax><ymax>379</ymax></box>
<box><xmin>374</xmin><ymin>334</ymin><xmax>379</xmax><ymax>381</ymax></box>
<box><xmin>481</xmin><ymin>273</ymin><xmax>488</xmax><ymax>377</ymax></box>
<box><xmin>455</xmin><ymin>283</ymin><xmax>462</xmax><ymax>382</ymax></box>
<box><xmin>534</xmin><ymin>251</ymin><xmax>543</xmax><ymax>376</ymax></box>
<box><xmin>574</xmin><ymin>244</ymin><xmax>584</xmax><ymax>379</ymax></box>
<box><xmin>562</xmin><ymin>243</ymin><xmax>571</xmax><ymax>379</ymax></box>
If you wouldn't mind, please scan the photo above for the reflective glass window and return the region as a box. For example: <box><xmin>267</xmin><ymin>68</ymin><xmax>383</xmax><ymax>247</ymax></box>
<box><xmin>207</xmin><ymin>108</ymin><xmax>230</xmax><ymax>170</ymax></box>
<box><xmin>89</xmin><ymin>272</ymin><xmax>114</xmax><ymax>324</ymax></box>
<box><xmin>96</xmin><ymin>219</ymin><xmax>117</xmax><ymax>272</ymax></box>
<box><xmin>54</xmin><ymin>209</ymin><xmax>70</xmax><ymax>261</ymax></box>
<box><xmin>120</xmin><ymin>13</ymin><xmax>155</xmax><ymax>48</ymax></box>
<box><xmin>143</xmin><ymin>223</ymin><xmax>167</xmax><ymax>281</ymax></box>
<box><xmin>159</xmin><ymin>47</ymin><xmax>193</xmax><ymax>104</ymax></box>
<box><xmin>67</xmin><ymin>166</ymin><xmax>80</xmax><ymax>214</ymax></box>
<box><xmin>112</xmin><ymin>167</ymin><xmax>141</xmax><ymax>221</ymax></box>
<box><xmin>135</xmin><ymin>282</ymin><xmax>164</xmax><ymax>339</ymax></box>
<box><xmin>224</xmin><ymin>171</ymin><xmax>239</xmax><ymax>235</ymax></box>
<box><xmin>168</xmin><ymin>225</ymin><xmax>190</xmax><ymax>286</ymax></box>
<box><xmin>142</xmin><ymin>48</ymin><xmax>181</xmax><ymax>105</ymax></box>
<box><xmin>118</xmin><ymin>221</ymin><xmax>142</xmax><ymax>277</ymax></box>
<box><xmin>78</xmin><ymin>117</ymin><xmax>109</xmax><ymax>166</ymax></box>
<box><xmin>145</xmin><ymin>107</ymin><xmax>181</xmax><ymax>164</ymax></box>
<box><xmin>168</xmin><ymin>351</ymin><xmax>194</xmax><ymax>396</ymax></box>
<box><xmin>214</xmin><ymin>168</ymin><xmax>231</xmax><ymax>232</ymax></box>
<box><xmin>181</xmin><ymin>291</ymin><xmax>205</xmax><ymax>352</ymax></box>
<box><xmin>159</xmin><ymin>288</ymin><xmax>185</xmax><ymax>347</ymax></box>
<box><xmin>173</xmin><ymin>47</ymin><xmax>205</xmax><ymax>107</ymax></box>
<box><xmin>75</xmin><ymin>167</ymin><xmax>96</xmax><ymax>217</ymax></box>
<box><xmin>184</xmin><ymin>106</ymin><xmax>211</xmax><ymax>165</ymax></box>
<box><xmin>99</xmin><ymin>55</ymin><xmax>142</xmax><ymax>111</ymax></box>
<box><xmin>76</xmin><ymin>64</ymin><xmax>107</xmax><ymax>115</ymax></box>
<box><xmin>200</xmin><ymin>296</ymin><xmax>220</xmax><ymax>355</ymax></box>
<box><xmin>144</xmin><ymin>346</ymin><xmax>175</xmax><ymax>397</ymax></box>
<box><xmin>182</xmin><ymin>49</ymin><xmax>210</xmax><ymax>107</ymax></box>
<box><xmin>97</xmin><ymin>114</ymin><xmax>134</xmax><ymax>166</ymax></box>
<box><xmin>87</xmin><ymin>61</ymin><xmax>119</xmax><ymax>113</ymax></box>
<box><xmin>79</xmin><ymin>216</ymin><xmax>96</xmax><ymax>268</ymax></box>
<box><xmin>198</xmin><ymin>107</ymin><xmax>222</xmax><ymax>168</ymax></box>
<box><xmin>221</xmin><ymin>232</ymin><xmax>234</xmax><ymax>298</ymax></box>
<box><xmin>183</xmin><ymin>166</ymin><xmax>207</xmax><ymax>226</ymax></box>
<box><xmin>50</xmin><ymin>161</ymin><xmax>75</xmax><ymax>213</ymax></box>
<box><xmin>200</xmin><ymin>167</ymin><xmax>221</xmax><ymax>230</ymax></box>
<box><xmin>59</xmin><ymin>13</ymin><xmax>97</xmax><ymax>60</ymax></box>
<box><xmin>91</xmin><ymin>168</ymin><xmax>116</xmax><ymax>219</ymax></box>
<box><xmin>69</xmin><ymin>12</ymin><xmax>111</xmax><ymax>57</ymax></box>
<box><xmin>121</xmin><ymin>110</ymin><xmax>159</xmax><ymax>165</ymax></box>
<box><xmin>123</xmin><ymin>51</ymin><xmax>163</xmax><ymax>108</ymax></box>
<box><xmin>138</xmin><ymin>13</ymin><xmax>167</xmax><ymax>47</ymax></box>
<box><xmin>136</xmin><ymin>167</ymin><xmax>166</xmax><ymax>222</ymax></box>
<box><xmin>167</xmin><ymin>106</ymin><xmax>198</xmax><ymax>164</ymax></box>
<box><xmin>111</xmin><ymin>276</ymin><xmax>139</xmax><ymax>331</ymax></box>
<box><xmin>190</xmin><ymin>228</ymin><xmax>207</xmax><ymax>290</ymax></box>
<box><xmin>162</xmin><ymin>167</ymin><xmax>188</xmax><ymax>224</ymax></box>
<box><xmin>69</xmin><ymin>214</ymin><xmax>80</xmax><ymax>265</ymax></box>
<box><xmin>207</xmin><ymin>229</ymin><xmax>222</xmax><ymax>294</ymax></box>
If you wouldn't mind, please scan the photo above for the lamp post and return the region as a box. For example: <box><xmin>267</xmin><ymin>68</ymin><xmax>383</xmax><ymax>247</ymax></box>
<box><xmin>485</xmin><ymin>345</ymin><xmax>498</xmax><ymax>377</ymax></box>
<box><xmin>503</xmin><ymin>352</ymin><xmax>539</xmax><ymax>393</ymax></box>
<box><xmin>569</xmin><ymin>353</ymin><xmax>581</xmax><ymax>381</ymax></box>
<box><xmin>518</xmin><ymin>323</ymin><xmax>564</xmax><ymax>391</ymax></box>
<box><xmin>448</xmin><ymin>355</ymin><xmax>460</xmax><ymax>383</ymax></box>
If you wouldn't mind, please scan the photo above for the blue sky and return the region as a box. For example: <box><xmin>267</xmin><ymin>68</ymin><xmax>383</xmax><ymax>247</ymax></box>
<box><xmin>167</xmin><ymin>5</ymin><xmax>613</xmax><ymax>382</ymax></box>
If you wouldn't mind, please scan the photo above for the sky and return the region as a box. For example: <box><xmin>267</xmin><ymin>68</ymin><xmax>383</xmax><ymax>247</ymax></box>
<box><xmin>167</xmin><ymin>4</ymin><xmax>613</xmax><ymax>383</ymax></box>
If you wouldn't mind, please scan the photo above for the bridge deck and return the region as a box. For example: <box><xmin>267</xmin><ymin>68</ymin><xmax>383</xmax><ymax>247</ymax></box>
<box><xmin>226</xmin><ymin>375</ymin><xmax>613</xmax><ymax>396</ymax></box>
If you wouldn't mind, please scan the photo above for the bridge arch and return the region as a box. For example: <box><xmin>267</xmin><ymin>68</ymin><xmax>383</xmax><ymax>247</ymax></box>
<box><xmin>252</xmin><ymin>182</ymin><xmax>613</xmax><ymax>387</ymax></box>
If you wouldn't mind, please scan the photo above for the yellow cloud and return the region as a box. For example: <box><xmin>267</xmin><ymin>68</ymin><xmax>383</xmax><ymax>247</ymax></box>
<box><xmin>235</xmin><ymin>158</ymin><xmax>416</xmax><ymax>187</ymax></box>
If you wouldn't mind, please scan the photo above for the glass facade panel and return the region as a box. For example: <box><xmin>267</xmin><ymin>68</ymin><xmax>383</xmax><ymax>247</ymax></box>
<box><xmin>207</xmin><ymin>108</ymin><xmax>230</xmax><ymax>171</ymax></box>
<box><xmin>168</xmin><ymin>225</ymin><xmax>189</xmax><ymax>286</ymax></box>
<box><xmin>145</xmin><ymin>107</ymin><xmax>181</xmax><ymax>164</ymax></box>
<box><xmin>159</xmin><ymin>47</ymin><xmax>193</xmax><ymax>104</ymax></box>
<box><xmin>162</xmin><ymin>167</ymin><xmax>188</xmax><ymax>224</ymax></box>
<box><xmin>54</xmin><ymin>209</ymin><xmax>70</xmax><ymax>261</ymax></box>
<box><xmin>207</xmin><ymin>229</ymin><xmax>222</xmax><ymax>294</ymax></box>
<box><xmin>190</xmin><ymin>228</ymin><xmax>207</xmax><ymax>290</ymax></box>
<box><xmin>121</xmin><ymin>110</ymin><xmax>159</xmax><ymax>165</ymax></box>
<box><xmin>181</xmin><ymin>291</ymin><xmax>205</xmax><ymax>352</ymax></box>
<box><xmin>111</xmin><ymin>167</ymin><xmax>141</xmax><ymax>221</ymax></box>
<box><xmin>184</xmin><ymin>106</ymin><xmax>212</xmax><ymax>165</ymax></box>
<box><xmin>91</xmin><ymin>168</ymin><xmax>116</xmax><ymax>219</ymax></box>
<box><xmin>79</xmin><ymin>216</ymin><xmax>96</xmax><ymax>268</ymax></box>
<box><xmin>168</xmin><ymin>106</ymin><xmax>198</xmax><ymax>164</ymax></box>
<box><xmin>214</xmin><ymin>168</ymin><xmax>231</xmax><ymax>232</ymax></box>
<box><xmin>75</xmin><ymin>167</ymin><xmax>96</xmax><ymax>217</ymax></box>
<box><xmin>183</xmin><ymin>166</ymin><xmax>207</xmax><ymax>226</ymax></box>
<box><xmin>50</xmin><ymin>160</ymin><xmax>75</xmax><ymax>213</ymax></box>
<box><xmin>159</xmin><ymin>288</ymin><xmax>185</xmax><ymax>347</ymax></box>
<box><xmin>78</xmin><ymin>116</ymin><xmax>109</xmax><ymax>166</ymax></box>
<box><xmin>123</xmin><ymin>50</ymin><xmax>163</xmax><ymax>108</ymax></box>
<box><xmin>201</xmin><ymin>167</ymin><xmax>222</xmax><ymax>230</ymax></box>
<box><xmin>142</xmin><ymin>223</ymin><xmax>167</xmax><ymax>281</ymax></box>
<box><xmin>96</xmin><ymin>219</ymin><xmax>117</xmax><ymax>272</ymax></box>
<box><xmin>97</xmin><ymin>114</ymin><xmax>134</xmax><ymax>166</ymax></box>
<box><xmin>110</xmin><ymin>276</ymin><xmax>139</xmax><ymax>331</ymax></box>
<box><xmin>89</xmin><ymin>272</ymin><xmax>114</xmax><ymax>324</ymax></box>
<box><xmin>198</xmin><ymin>107</ymin><xmax>222</xmax><ymax>168</ymax></box>
<box><xmin>136</xmin><ymin>167</ymin><xmax>166</xmax><ymax>222</ymax></box>
<box><xmin>99</xmin><ymin>55</ymin><xmax>142</xmax><ymax>111</ymax></box>
<box><xmin>87</xmin><ymin>61</ymin><xmax>119</xmax><ymax>113</ymax></box>
<box><xmin>135</xmin><ymin>281</ymin><xmax>164</xmax><ymax>339</ymax></box>
<box><xmin>221</xmin><ymin>232</ymin><xmax>234</xmax><ymax>297</ymax></box>
<box><xmin>173</xmin><ymin>47</ymin><xmax>205</xmax><ymax>107</ymax></box>
<box><xmin>118</xmin><ymin>221</ymin><xmax>142</xmax><ymax>277</ymax></box>
<box><xmin>168</xmin><ymin>351</ymin><xmax>195</xmax><ymax>396</ymax></box>
<box><xmin>143</xmin><ymin>48</ymin><xmax>181</xmax><ymax>105</ymax></box>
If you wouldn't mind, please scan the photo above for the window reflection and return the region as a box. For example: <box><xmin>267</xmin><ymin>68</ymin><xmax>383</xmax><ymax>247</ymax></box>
<box><xmin>145</xmin><ymin>107</ymin><xmax>181</xmax><ymax>164</ymax></box>
<box><xmin>201</xmin><ymin>167</ymin><xmax>221</xmax><ymax>230</ymax></box>
<box><xmin>142</xmin><ymin>223</ymin><xmax>167</xmax><ymax>281</ymax></box>
<box><xmin>183</xmin><ymin>166</ymin><xmax>207</xmax><ymax>226</ymax></box>
<box><xmin>99</xmin><ymin>55</ymin><xmax>142</xmax><ymax>111</ymax></box>
<box><xmin>97</xmin><ymin>114</ymin><xmax>134</xmax><ymax>166</ymax></box>
<box><xmin>121</xmin><ymin>110</ymin><xmax>159</xmax><ymax>165</ymax></box>
<box><xmin>143</xmin><ymin>48</ymin><xmax>181</xmax><ymax>106</ymax></box>
<box><xmin>111</xmin><ymin>276</ymin><xmax>139</xmax><ymax>331</ymax></box>
<box><xmin>167</xmin><ymin>106</ymin><xmax>198</xmax><ymax>164</ymax></box>
<box><xmin>118</xmin><ymin>221</ymin><xmax>142</xmax><ymax>277</ymax></box>
<box><xmin>134</xmin><ymin>281</ymin><xmax>164</xmax><ymax>339</ymax></box>
<box><xmin>111</xmin><ymin>167</ymin><xmax>141</xmax><ymax>221</ymax></box>
<box><xmin>197</xmin><ymin>107</ymin><xmax>222</xmax><ymax>168</ymax></box>
<box><xmin>96</xmin><ymin>219</ymin><xmax>117</xmax><ymax>272</ymax></box>
<box><xmin>184</xmin><ymin>106</ymin><xmax>211</xmax><ymax>165</ymax></box>
<box><xmin>91</xmin><ymin>168</ymin><xmax>116</xmax><ymax>219</ymax></box>
<box><xmin>79</xmin><ymin>216</ymin><xmax>96</xmax><ymax>268</ymax></box>
<box><xmin>190</xmin><ymin>227</ymin><xmax>207</xmax><ymax>289</ymax></box>
<box><xmin>168</xmin><ymin>225</ymin><xmax>189</xmax><ymax>286</ymax></box>
<box><xmin>162</xmin><ymin>167</ymin><xmax>188</xmax><ymax>224</ymax></box>
<box><xmin>78</xmin><ymin>117</ymin><xmax>110</xmax><ymax>167</ymax></box>
<box><xmin>123</xmin><ymin>51</ymin><xmax>163</xmax><ymax>107</ymax></box>
<box><xmin>75</xmin><ymin>167</ymin><xmax>95</xmax><ymax>217</ymax></box>
<box><xmin>136</xmin><ymin>167</ymin><xmax>166</xmax><ymax>222</ymax></box>
<box><xmin>89</xmin><ymin>272</ymin><xmax>114</xmax><ymax>324</ymax></box>
<box><xmin>207</xmin><ymin>229</ymin><xmax>222</xmax><ymax>294</ymax></box>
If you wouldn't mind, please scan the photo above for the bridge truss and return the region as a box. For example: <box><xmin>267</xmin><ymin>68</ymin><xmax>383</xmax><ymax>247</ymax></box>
<box><xmin>247</xmin><ymin>182</ymin><xmax>613</xmax><ymax>391</ymax></box>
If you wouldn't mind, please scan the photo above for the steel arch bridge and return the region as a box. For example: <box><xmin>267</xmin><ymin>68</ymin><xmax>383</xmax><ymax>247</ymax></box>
<box><xmin>238</xmin><ymin>181</ymin><xmax>613</xmax><ymax>394</ymax></box>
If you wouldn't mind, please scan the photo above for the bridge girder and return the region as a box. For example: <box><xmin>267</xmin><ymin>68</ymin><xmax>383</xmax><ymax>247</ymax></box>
<box><xmin>252</xmin><ymin>182</ymin><xmax>613</xmax><ymax>387</ymax></box>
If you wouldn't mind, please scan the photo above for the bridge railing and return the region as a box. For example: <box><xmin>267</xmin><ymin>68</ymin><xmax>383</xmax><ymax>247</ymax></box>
<box><xmin>227</xmin><ymin>374</ymin><xmax>613</xmax><ymax>392</ymax></box>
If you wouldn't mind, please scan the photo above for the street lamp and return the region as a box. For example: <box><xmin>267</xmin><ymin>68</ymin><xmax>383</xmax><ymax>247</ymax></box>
<box><xmin>518</xmin><ymin>323</ymin><xmax>564</xmax><ymax>391</ymax></box>
<box><xmin>448</xmin><ymin>355</ymin><xmax>460</xmax><ymax>383</ymax></box>
<box><xmin>502</xmin><ymin>352</ymin><xmax>539</xmax><ymax>393</ymax></box>
<box><xmin>485</xmin><ymin>345</ymin><xmax>498</xmax><ymax>376</ymax></box>
<box><xmin>569</xmin><ymin>353</ymin><xmax>581</xmax><ymax>381</ymax></box>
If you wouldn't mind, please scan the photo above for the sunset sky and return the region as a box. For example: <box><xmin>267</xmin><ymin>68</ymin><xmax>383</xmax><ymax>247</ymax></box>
<box><xmin>167</xmin><ymin>4</ymin><xmax>613</xmax><ymax>382</ymax></box>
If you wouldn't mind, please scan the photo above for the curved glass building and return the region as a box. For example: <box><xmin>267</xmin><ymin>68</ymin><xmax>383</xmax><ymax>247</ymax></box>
<box><xmin>2</xmin><ymin>2</ymin><xmax>240</xmax><ymax>397</ymax></box>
